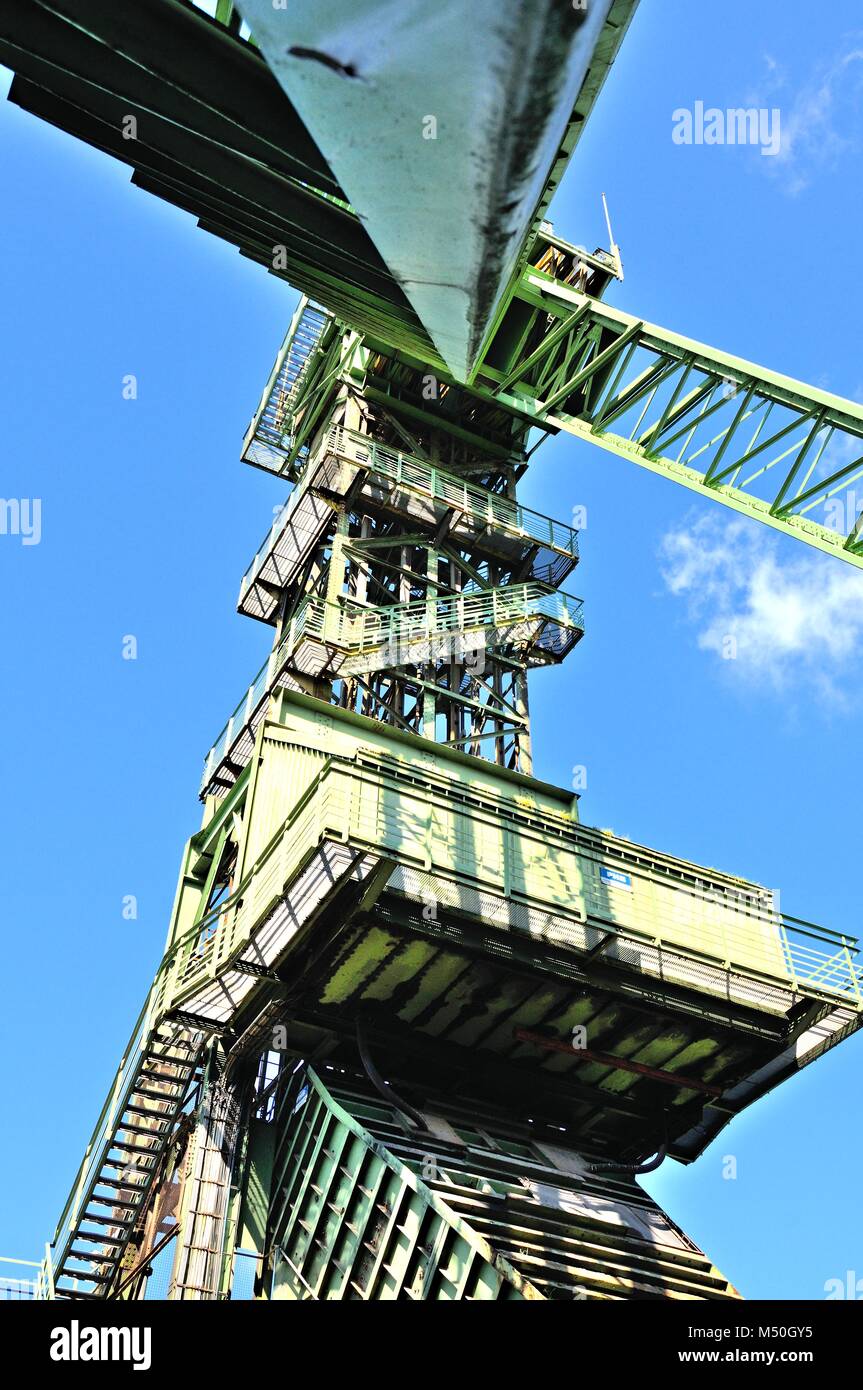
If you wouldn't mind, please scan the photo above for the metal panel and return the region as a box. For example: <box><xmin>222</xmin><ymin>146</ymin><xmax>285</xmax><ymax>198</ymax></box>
<box><xmin>266</xmin><ymin>1065</ymin><xmax>740</xmax><ymax>1300</ymax></box>
<box><xmin>237</xmin><ymin>1121</ymin><xmax>276</xmax><ymax>1256</ymax></box>
<box><xmin>238</xmin><ymin>0</ymin><xmax>636</xmax><ymax>379</ymax></box>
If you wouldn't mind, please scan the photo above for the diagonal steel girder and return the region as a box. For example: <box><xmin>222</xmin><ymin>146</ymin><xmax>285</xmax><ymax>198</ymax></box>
<box><xmin>237</xmin><ymin>0</ymin><xmax>637</xmax><ymax>383</ymax></box>
<box><xmin>476</xmin><ymin>274</ymin><xmax>863</xmax><ymax>568</ymax></box>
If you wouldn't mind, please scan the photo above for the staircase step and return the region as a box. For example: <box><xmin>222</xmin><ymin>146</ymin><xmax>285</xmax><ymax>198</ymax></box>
<box><xmin>148</xmin><ymin>1048</ymin><xmax>197</xmax><ymax>1064</ymax></box>
<box><xmin>66</xmin><ymin>1248</ymin><xmax>117</xmax><ymax>1264</ymax></box>
<box><xmin>73</xmin><ymin>1231</ymin><xmax>126</xmax><ymax>1247</ymax></box>
<box><xmin>108</xmin><ymin>1142</ymin><xmax>160</xmax><ymax>1157</ymax></box>
<box><xmin>81</xmin><ymin>1213</ymin><xmax>135</xmax><ymax>1229</ymax></box>
<box><xmin>100</xmin><ymin>1166</ymin><xmax>154</xmax><ymax>1182</ymax></box>
<box><xmin>124</xmin><ymin>1101</ymin><xmax>178</xmax><ymax>1119</ymax></box>
<box><xmin>60</xmin><ymin>1256</ymin><xmax>103</xmax><ymax>1273</ymax></box>
<box><xmin>100</xmin><ymin>1171</ymin><xmax>153</xmax><ymax>1187</ymax></box>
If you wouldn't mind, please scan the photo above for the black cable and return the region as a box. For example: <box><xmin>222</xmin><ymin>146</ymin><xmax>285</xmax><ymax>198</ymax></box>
<box><xmin>355</xmin><ymin>1018</ymin><xmax>426</xmax><ymax>1130</ymax></box>
<box><xmin>588</xmin><ymin>1119</ymin><xmax>669</xmax><ymax>1176</ymax></box>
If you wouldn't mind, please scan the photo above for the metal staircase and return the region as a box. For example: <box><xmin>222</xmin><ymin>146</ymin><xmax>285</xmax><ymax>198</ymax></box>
<box><xmin>51</xmin><ymin>1022</ymin><xmax>203</xmax><ymax>1300</ymax></box>
<box><xmin>239</xmin><ymin>425</ymin><xmax>581</xmax><ymax>625</ymax></box>
<box><xmin>242</xmin><ymin>299</ymin><xmax>331</xmax><ymax>474</ymax></box>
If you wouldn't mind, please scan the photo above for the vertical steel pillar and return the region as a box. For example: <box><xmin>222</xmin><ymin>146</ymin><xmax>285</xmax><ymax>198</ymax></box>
<box><xmin>168</xmin><ymin>1051</ymin><xmax>245</xmax><ymax>1300</ymax></box>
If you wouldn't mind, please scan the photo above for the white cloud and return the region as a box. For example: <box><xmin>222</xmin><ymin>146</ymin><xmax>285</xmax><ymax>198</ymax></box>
<box><xmin>749</xmin><ymin>43</ymin><xmax>863</xmax><ymax>194</ymax></box>
<box><xmin>659</xmin><ymin>514</ymin><xmax>863</xmax><ymax>701</ymax></box>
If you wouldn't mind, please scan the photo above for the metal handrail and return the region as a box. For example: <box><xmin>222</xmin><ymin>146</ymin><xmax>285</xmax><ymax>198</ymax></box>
<box><xmin>238</xmin><ymin>472</ymin><xmax>321</xmax><ymax>601</ymax></box>
<box><xmin>192</xmin><ymin>747</ymin><xmax>863</xmax><ymax>1016</ymax></box>
<box><xmin>0</xmin><ymin>1257</ymin><xmax>41</xmax><ymax>1300</ymax></box>
<box><xmin>201</xmin><ymin>656</ymin><xmax>271</xmax><ymax>788</ymax></box>
<box><xmin>278</xmin><ymin>583</ymin><xmax>584</xmax><ymax>664</ymax></box>
<box><xmin>322</xmin><ymin>425</ymin><xmax>579</xmax><ymax>557</ymax></box>
<box><xmin>245</xmin><ymin>299</ymin><xmax>329</xmax><ymax>451</ymax></box>
<box><xmin>237</xmin><ymin>423</ymin><xmax>579</xmax><ymax>610</ymax></box>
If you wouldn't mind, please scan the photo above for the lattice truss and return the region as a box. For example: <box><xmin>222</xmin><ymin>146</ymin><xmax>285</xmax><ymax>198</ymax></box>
<box><xmin>482</xmin><ymin>274</ymin><xmax>863</xmax><ymax>564</ymax></box>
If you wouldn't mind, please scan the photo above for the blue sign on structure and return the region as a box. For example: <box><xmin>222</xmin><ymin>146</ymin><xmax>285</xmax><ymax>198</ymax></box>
<box><xmin>600</xmin><ymin>866</ymin><xmax>632</xmax><ymax>891</ymax></box>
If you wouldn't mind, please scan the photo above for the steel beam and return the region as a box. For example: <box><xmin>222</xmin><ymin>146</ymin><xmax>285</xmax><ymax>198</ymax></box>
<box><xmin>237</xmin><ymin>0</ymin><xmax>638</xmax><ymax>381</ymax></box>
<box><xmin>479</xmin><ymin>276</ymin><xmax>863</xmax><ymax>567</ymax></box>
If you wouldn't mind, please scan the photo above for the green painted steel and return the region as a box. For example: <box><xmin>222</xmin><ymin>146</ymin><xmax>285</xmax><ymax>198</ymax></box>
<box><xmin>36</xmin><ymin>657</ymin><xmax>855</xmax><ymax>1293</ymax></box>
<box><xmin>237</xmin><ymin>1122</ymin><xmax>276</xmax><ymax>1258</ymax></box>
<box><xmin>477</xmin><ymin>275</ymin><xmax>863</xmax><ymax>566</ymax></box>
<box><xmin>242</xmin><ymin>300</ymin><xmax>332</xmax><ymax>474</ymax></box>
<box><xmin>323</xmin><ymin>426</ymin><xmax>579</xmax><ymax>559</ymax></box>
<box><xmin>239</xmin><ymin>423</ymin><xmax>580</xmax><ymax>623</ymax></box>
<box><xmin>0</xmin><ymin>2</ymin><xmax>638</xmax><ymax>376</ymax></box>
<box><xmin>7</xmin><ymin>0</ymin><xmax>863</xmax><ymax>1304</ymax></box>
<box><xmin>5</xmin><ymin>3</ymin><xmax>863</xmax><ymax>565</ymax></box>
<box><xmin>238</xmin><ymin>0</ymin><xmax>639</xmax><ymax>379</ymax></box>
<box><xmin>185</xmin><ymin>693</ymin><xmax>863</xmax><ymax>1016</ymax></box>
<box><xmin>266</xmin><ymin>1065</ymin><xmax>739</xmax><ymax>1300</ymax></box>
<box><xmin>0</xmin><ymin>4</ymin><xmax>441</xmax><ymax>367</ymax></box>
<box><xmin>248</xmin><ymin>272</ymin><xmax>863</xmax><ymax>569</ymax></box>
<box><xmin>269</xmin><ymin>1066</ymin><xmax>536</xmax><ymax>1299</ymax></box>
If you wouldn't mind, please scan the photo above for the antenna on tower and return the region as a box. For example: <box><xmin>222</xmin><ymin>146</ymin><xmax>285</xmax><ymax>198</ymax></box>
<box><xmin>602</xmin><ymin>191</ymin><xmax>624</xmax><ymax>281</ymax></box>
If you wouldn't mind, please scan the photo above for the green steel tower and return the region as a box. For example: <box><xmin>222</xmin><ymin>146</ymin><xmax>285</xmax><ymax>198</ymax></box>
<box><xmin>2</xmin><ymin>0</ymin><xmax>863</xmax><ymax>1302</ymax></box>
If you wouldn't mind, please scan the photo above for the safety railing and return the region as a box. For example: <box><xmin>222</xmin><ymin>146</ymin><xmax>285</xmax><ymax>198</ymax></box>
<box><xmin>352</xmin><ymin>584</ymin><xmax>582</xmax><ymax>654</ymax></box>
<box><xmin>238</xmin><ymin>484</ymin><xmax>316</xmax><ymax>608</ymax></box>
<box><xmin>780</xmin><ymin>915</ymin><xmax>862</xmax><ymax>1000</ymax></box>
<box><xmin>242</xmin><ymin>298</ymin><xmax>330</xmax><ymax>472</ymax></box>
<box><xmin>167</xmin><ymin>764</ymin><xmax>349</xmax><ymax>1007</ymax></box>
<box><xmin>277</xmin><ymin>583</ymin><xmax>585</xmax><ymax>672</ymax></box>
<box><xmin>183</xmin><ymin>748</ymin><xmax>863</xmax><ymax>1016</ymax></box>
<box><xmin>201</xmin><ymin>657</ymin><xmax>271</xmax><ymax>792</ymax></box>
<box><xmin>319</xmin><ymin>425</ymin><xmax>579</xmax><ymax>559</ymax></box>
<box><xmin>0</xmin><ymin>1256</ymin><xmax>42</xmax><ymax>1300</ymax></box>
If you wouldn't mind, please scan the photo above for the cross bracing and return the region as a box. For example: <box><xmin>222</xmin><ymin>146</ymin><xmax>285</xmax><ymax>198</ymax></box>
<box><xmin>239</xmin><ymin>426</ymin><xmax>580</xmax><ymax>625</ymax></box>
<box><xmin>476</xmin><ymin>276</ymin><xmax>863</xmax><ymax>566</ymax></box>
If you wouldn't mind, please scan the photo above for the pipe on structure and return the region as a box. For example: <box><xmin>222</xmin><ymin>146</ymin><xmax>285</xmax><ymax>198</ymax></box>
<box><xmin>355</xmin><ymin>1017</ymin><xmax>427</xmax><ymax>1131</ymax></box>
<box><xmin>588</xmin><ymin>1134</ymin><xmax>669</xmax><ymax>1177</ymax></box>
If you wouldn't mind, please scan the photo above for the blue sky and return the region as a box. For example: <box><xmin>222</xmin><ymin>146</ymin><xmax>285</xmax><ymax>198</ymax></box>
<box><xmin>1</xmin><ymin>0</ymin><xmax>862</xmax><ymax>1299</ymax></box>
